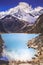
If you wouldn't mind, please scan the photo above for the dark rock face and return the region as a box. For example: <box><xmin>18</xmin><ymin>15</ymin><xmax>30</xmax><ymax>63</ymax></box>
<box><xmin>33</xmin><ymin>14</ymin><xmax>43</xmax><ymax>33</ymax></box>
<box><xmin>0</xmin><ymin>20</ymin><xmax>6</xmax><ymax>33</ymax></box>
<box><xmin>0</xmin><ymin>14</ymin><xmax>43</xmax><ymax>33</ymax></box>
<box><xmin>27</xmin><ymin>14</ymin><xmax>43</xmax><ymax>33</ymax></box>
<box><xmin>0</xmin><ymin>35</ymin><xmax>4</xmax><ymax>57</ymax></box>
<box><xmin>0</xmin><ymin>15</ymin><xmax>29</xmax><ymax>33</ymax></box>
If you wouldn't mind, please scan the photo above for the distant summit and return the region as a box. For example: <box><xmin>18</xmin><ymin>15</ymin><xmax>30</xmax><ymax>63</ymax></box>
<box><xmin>0</xmin><ymin>2</ymin><xmax>43</xmax><ymax>33</ymax></box>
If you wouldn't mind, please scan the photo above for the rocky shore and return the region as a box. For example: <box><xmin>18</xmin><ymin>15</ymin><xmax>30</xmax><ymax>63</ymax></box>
<box><xmin>27</xmin><ymin>34</ymin><xmax>43</xmax><ymax>65</ymax></box>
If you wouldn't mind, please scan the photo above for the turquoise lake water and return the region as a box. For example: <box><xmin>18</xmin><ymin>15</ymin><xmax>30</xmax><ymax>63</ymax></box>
<box><xmin>1</xmin><ymin>34</ymin><xmax>38</xmax><ymax>61</ymax></box>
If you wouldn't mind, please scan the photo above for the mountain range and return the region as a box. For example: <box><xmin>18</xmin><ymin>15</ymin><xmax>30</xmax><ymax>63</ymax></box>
<box><xmin>0</xmin><ymin>2</ymin><xmax>43</xmax><ymax>33</ymax></box>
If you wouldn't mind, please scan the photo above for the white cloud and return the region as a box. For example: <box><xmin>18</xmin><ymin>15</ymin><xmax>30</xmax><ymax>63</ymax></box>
<box><xmin>18</xmin><ymin>2</ymin><xmax>32</xmax><ymax>13</ymax></box>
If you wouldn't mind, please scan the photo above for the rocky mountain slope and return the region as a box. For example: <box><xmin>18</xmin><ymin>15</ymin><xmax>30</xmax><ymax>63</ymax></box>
<box><xmin>0</xmin><ymin>14</ymin><xmax>43</xmax><ymax>33</ymax></box>
<box><xmin>27</xmin><ymin>34</ymin><xmax>43</xmax><ymax>65</ymax></box>
<box><xmin>0</xmin><ymin>2</ymin><xmax>43</xmax><ymax>33</ymax></box>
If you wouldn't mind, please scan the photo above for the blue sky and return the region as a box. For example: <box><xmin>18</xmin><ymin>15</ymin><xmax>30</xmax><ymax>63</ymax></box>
<box><xmin>0</xmin><ymin>0</ymin><xmax>43</xmax><ymax>11</ymax></box>
<box><xmin>1</xmin><ymin>34</ymin><xmax>38</xmax><ymax>61</ymax></box>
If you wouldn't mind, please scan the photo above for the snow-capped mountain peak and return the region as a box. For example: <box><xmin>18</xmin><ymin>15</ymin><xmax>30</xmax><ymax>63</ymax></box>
<box><xmin>0</xmin><ymin>2</ymin><xmax>43</xmax><ymax>23</ymax></box>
